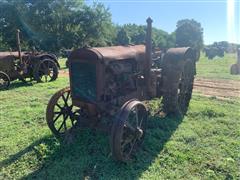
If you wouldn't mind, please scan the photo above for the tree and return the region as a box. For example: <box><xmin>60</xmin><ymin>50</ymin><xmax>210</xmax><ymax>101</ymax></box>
<box><xmin>0</xmin><ymin>0</ymin><xmax>114</xmax><ymax>52</ymax></box>
<box><xmin>116</xmin><ymin>28</ymin><xmax>130</xmax><ymax>45</ymax></box>
<box><xmin>175</xmin><ymin>19</ymin><xmax>203</xmax><ymax>50</ymax></box>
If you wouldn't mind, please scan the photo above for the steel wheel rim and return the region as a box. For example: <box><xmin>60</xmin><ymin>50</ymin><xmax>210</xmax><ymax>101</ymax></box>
<box><xmin>178</xmin><ymin>60</ymin><xmax>195</xmax><ymax>114</ymax></box>
<box><xmin>47</xmin><ymin>87</ymin><xmax>80</xmax><ymax>137</ymax></box>
<box><xmin>38</xmin><ymin>60</ymin><xmax>57</xmax><ymax>82</ymax></box>
<box><xmin>111</xmin><ymin>100</ymin><xmax>147</xmax><ymax>162</ymax></box>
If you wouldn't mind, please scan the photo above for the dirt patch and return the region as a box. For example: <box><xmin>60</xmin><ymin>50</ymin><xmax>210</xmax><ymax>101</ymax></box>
<box><xmin>59</xmin><ymin>70</ymin><xmax>69</xmax><ymax>77</ymax></box>
<box><xmin>193</xmin><ymin>78</ymin><xmax>240</xmax><ymax>99</ymax></box>
<box><xmin>59</xmin><ymin>70</ymin><xmax>240</xmax><ymax>99</ymax></box>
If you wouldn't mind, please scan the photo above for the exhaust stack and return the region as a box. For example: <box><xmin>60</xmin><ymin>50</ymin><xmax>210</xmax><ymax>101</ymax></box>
<box><xmin>16</xmin><ymin>29</ymin><xmax>22</xmax><ymax>63</ymax></box>
<box><xmin>145</xmin><ymin>17</ymin><xmax>153</xmax><ymax>96</ymax></box>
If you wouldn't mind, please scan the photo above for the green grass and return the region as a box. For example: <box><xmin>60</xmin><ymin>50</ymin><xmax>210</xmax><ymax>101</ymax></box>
<box><xmin>0</xmin><ymin>54</ymin><xmax>240</xmax><ymax>179</ymax></box>
<box><xmin>58</xmin><ymin>58</ymin><xmax>67</xmax><ymax>70</ymax></box>
<box><xmin>196</xmin><ymin>53</ymin><xmax>240</xmax><ymax>80</ymax></box>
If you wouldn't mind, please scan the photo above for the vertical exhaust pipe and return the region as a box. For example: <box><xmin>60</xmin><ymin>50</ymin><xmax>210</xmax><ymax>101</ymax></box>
<box><xmin>16</xmin><ymin>29</ymin><xmax>22</xmax><ymax>64</ymax></box>
<box><xmin>145</xmin><ymin>17</ymin><xmax>153</xmax><ymax>96</ymax></box>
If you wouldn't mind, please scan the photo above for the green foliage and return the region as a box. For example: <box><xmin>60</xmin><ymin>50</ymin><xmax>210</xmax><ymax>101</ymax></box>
<box><xmin>116</xmin><ymin>28</ymin><xmax>131</xmax><ymax>45</ymax></box>
<box><xmin>0</xmin><ymin>0</ymin><xmax>113</xmax><ymax>52</ymax></box>
<box><xmin>0</xmin><ymin>34</ymin><xmax>9</xmax><ymax>51</ymax></box>
<box><xmin>115</xmin><ymin>24</ymin><xmax>175</xmax><ymax>49</ymax></box>
<box><xmin>176</xmin><ymin>19</ymin><xmax>203</xmax><ymax>50</ymax></box>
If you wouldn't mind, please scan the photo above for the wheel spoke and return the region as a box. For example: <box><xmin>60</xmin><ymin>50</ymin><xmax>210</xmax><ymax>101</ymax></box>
<box><xmin>127</xmin><ymin>138</ymin><xmax>137</xmax><ymax>156</ymax></box>
<box><xmin>57</xmin><ymin>114</ymin><xmax>68</xmax><ymax>132</ymax></box>
<box><xmin>125</xmin><ymin>121</ymin><xmax>136</xmax><ymax>132</ymax></box>
<box><xmin>121</xmin><ymin>135</ymin><xmax>134</xmax><ymax>149</ymax></box>
<box><xmin>62</xmin><ymin>94</ymin><xmax>69</xmax><ymax>106</ymax></box>
<box><xmin>139</xmin><ymin>117</ymin><xmax>143</xmax><ymax>127</ymax></box>
<box><xmin>65</xmin><ymin>91</ymin><xmax>70</xmax><ymax>102</ymax></box>
<box><xmin>56</xmin><ymin>103</ymin><xmax>63</xmax><ymax>110</ymax></box>
<box><xmin>57</xmin><ymin>120</ymin><xmax>65</xmax><ymax>132</ymax></box>
<box><xmin>53</xmin><ymin>112</ymin><xmax>63</xmax><ymax>123</ymax></box>
<box><xmin>63</xmin><ymin>117</ymin><xmax>67</xmax><ymax>131</ymax></box>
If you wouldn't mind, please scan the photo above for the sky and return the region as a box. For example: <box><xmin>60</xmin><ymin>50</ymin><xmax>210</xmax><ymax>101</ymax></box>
<box><xmin>87</xmin><ymin>0</ymin><xmax>240</xmax><ymax>45</ymax></box>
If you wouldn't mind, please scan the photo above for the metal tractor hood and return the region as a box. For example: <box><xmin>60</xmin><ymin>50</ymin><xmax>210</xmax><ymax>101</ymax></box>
<box><xmin>69</xmin><ymin>45</ymin><xmax>145</xmax><ymax>64</ymax></box>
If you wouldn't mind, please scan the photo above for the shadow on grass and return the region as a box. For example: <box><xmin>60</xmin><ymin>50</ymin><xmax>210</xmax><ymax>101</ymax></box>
<box><xmin>1</xmin><ymin>115</ymin><xmax>183</xmax><ymax>179</ymax></box>
<box><xmin>6</xmin><ymin>80</ymin><xmax>34</xmax><ymax>90</ymax></box>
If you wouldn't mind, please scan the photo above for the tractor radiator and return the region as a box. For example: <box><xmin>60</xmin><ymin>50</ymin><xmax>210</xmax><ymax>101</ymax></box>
<box><xmin>71</xmin><ymin>62</ymin><xmax>96</xmax><ymax>102</ymax></box>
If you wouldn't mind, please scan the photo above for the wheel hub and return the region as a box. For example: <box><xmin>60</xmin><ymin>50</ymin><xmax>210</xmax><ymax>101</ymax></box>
<box><xmin>61</xmin><ymin>106</ymin><xmax>72</xmax><ymax>114</ymax></box>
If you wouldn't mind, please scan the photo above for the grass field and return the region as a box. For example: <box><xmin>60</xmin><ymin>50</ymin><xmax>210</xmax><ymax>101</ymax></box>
<box><xmin>196</xmin><ymin>53</ymin><xmax>240</xmax><ymax>80</ymax></box>
<box><xmin>0</xmin><ymin>54</ymin><xmax>239</xmax><ymax>179</ymax></box>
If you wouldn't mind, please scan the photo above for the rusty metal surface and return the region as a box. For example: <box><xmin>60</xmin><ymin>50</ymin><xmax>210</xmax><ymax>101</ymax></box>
<box><xmin>69</xmin><ymin>45</ymin><xmax>145</xmax><ymax>64</ymax></box>
<box><xmin>110</xmin><ymin>99</ymin><xmax>147</xmax><ymax>161</ymax></box>
<box><xmin>0</xmin><ymin>52</ymin><xmax>19</xmax><ymax>60</ymax></box>
<box><xmin>164</xmin><ymin>47</ymin><xmax>195</xmax><ymax>62</ymax></box>
<box><xmin>47</xmin><ymin>17</ymin><xmax>198</xmax><ymax>162</ymax></box>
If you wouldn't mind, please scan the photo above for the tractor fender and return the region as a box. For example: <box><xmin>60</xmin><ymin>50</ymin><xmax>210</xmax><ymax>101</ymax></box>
<box><xmin>163</xmin><ymin>47</ymin><xmax>195</xmax><ymax>63</ymax></box>
<box><xmin>37</xmin><ymin>54</ymin><xmax>60</xmax><ymax>68</ymax></box>
<box><xmin>162</xmin><ymin>47</ymin><xmax>196</xmax><ymax>75</ymax></box>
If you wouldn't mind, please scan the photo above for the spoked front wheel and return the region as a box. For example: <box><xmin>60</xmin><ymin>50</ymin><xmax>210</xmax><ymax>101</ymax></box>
<box><xmin>110</xmin><ymin>100</ymin><xmax>148</xmax><ymax>162</ymax></box>
<box><xmin>46</xmin><ymin>87</ymin><xmax>85</xmax><ymax>138</ymax></box>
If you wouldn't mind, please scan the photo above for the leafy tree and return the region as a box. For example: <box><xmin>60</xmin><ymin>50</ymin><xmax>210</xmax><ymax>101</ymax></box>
<box><xmin>0</xmin><ymin>0</ymin><xmax>114</xmax><ymax>52</ymax></box>
<box><xmin>116</xmin><ymin>24</ymin><xmax>175</xmax><ymax>49</ymax></box>
<box><xmin>175</xmin><ymin>19</ymin><xmax>203</xmax><ymax>50</ymax></box>
<box><xmin>116</xmin><ymin>28</ymin><xmax>131</xmax><ymax>45</ymax></box>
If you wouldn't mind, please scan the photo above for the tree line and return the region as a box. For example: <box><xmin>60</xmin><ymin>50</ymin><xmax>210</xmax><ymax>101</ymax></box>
<box><xmin>0</xmin><ymin>0</ymin><xmax>203</xmax><ymax>53</ymax></box>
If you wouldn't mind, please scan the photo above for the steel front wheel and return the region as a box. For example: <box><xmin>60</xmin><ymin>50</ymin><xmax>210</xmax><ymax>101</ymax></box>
<box><xmin>110</xmin><ymin>100</ymin><xmax>147</xmax><ymax>162</ymax></box>
<box><xmin>34</xmin><ymin>59</ymin><xmax>58</xmax><ymax>83</ymax></box>
<box><xmin>46</xmin><ymin>87</ymin><xmax>82</xmax><ymax>138</ymax></box>
<box><xmin>0</xmin><ymin>71</ymin><xmax>10</xmax><ymax>90</ymax></box>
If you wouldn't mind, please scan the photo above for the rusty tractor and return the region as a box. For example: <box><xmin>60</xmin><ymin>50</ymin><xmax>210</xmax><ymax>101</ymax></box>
<box><xmin>0</xmin><ymin>30</ymin><xmax>59</xmax><ymax>90</ymax></box>
<box><xmin>230</xmin><ymin>48</ymin><xmax>240</xmax><ymax>75</ymax></box>
<box><xmin>46</xmin><ymin>18</ymin><xmax>198</xmax><ymax>162</ymax></box>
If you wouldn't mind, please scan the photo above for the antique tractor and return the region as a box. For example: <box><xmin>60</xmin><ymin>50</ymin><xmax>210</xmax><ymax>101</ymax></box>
<box><xmin>46</xmin><ymin>18</ymin><xmax>198</xmax><ymax>162</ymax></box>
<box><xmin>0</xmin><ymin>30</ymin><xmax>59</xmax><ymax>90</ymax></box>
<box><xmin>230</xmin><ymin>48</ymin><xmax>240</xmax><ymax>75</ymax></box>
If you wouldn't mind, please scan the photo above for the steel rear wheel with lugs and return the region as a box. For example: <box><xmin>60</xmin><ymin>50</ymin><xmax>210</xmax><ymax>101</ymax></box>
<box><xmin>178</xmin><ymin>59</ymin><xmax>195</xmax><ymax>114</ymax></box>
<box><xmin>46</xmin><ymin>87</ymin><xmax>80</xmax><ymax>138</ymax></box>
<box><xmin>34</xmin><ymin>59</ymin><xmax>58</xmax><ymax>83</ymax></box>
<box><xmin>162</xmin><ymin>58</ymin><xmax>196</xmax><ymax>116</ymax></box>
<box><xmin>0</xmin><ymin>71</ymin><xmax>10</xmax><ymax>90</ymax></box>
<box><xmin>110</xmin><ymin>100</ymin><xmax>147</xmax><ymax>162</ymax></box>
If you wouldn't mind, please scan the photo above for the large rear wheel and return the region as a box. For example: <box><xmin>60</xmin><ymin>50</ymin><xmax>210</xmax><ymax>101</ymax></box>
<box><xmin>34</xmin><ymin>59</ymin><xmax>58</xmax><ymax>83</ymax></box>
<box><xmin>178</xmin><ymin>59</ymin><xmax>195</xmax><ymax>114</ymax></box>
<box><xmin>162</xmin><ymin>59</ymin><xmax>195</xmax><ymax>116</ymax></box>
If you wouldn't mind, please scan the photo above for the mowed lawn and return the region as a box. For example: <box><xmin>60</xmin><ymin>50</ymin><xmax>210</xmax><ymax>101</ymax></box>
<box><xmin>0</xmin><ymin>54</ymin><xmax>240</xmax><ymax>179</ymax></box>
